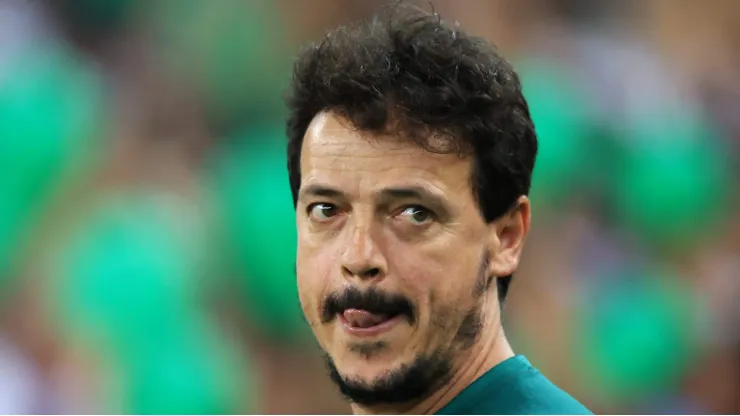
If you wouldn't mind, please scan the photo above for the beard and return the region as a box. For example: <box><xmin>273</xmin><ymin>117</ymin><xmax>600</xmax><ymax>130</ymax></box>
<box><xmin>324</xmin><ymin>347</ymin><xmax>452</xmax><ymax>407</ymax></box>
<box><xmin>322</xmin><ymin>251</ymin><xmax>491</xmax><ymax>407</ymax></box>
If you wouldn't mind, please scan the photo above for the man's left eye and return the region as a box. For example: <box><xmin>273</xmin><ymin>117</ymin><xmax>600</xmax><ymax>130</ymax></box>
<box><xmin>398</xmin><ymin>206</ymin><xmax>433</xmax><ymax>224</ymax></box>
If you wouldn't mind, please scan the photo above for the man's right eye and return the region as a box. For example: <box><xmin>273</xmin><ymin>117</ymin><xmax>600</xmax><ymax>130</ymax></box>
<box><xmin>307</xmin><ymin>203</ymin><xmax>339</xmax><ymax>222</ymax></box>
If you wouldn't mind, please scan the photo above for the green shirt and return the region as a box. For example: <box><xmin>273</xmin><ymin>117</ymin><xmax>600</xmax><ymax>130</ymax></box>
<box><xmin>437</xmin><ymin>356</ymin><xmax>592</xmax><ymax>415</ymax></box>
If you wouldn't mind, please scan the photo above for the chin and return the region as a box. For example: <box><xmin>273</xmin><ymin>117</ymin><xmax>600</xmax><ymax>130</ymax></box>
<box><xmin>332</xmin><ymin>360</ymin><xmax>405</xmax><ymax>399</ymax></box>
<box><xmin>326</xmin><ymin>344</ymin><xmax>450</xmax><ymax>408</ymax></box>
<box><xmin>330</xmin><ymin>343</ymin><xmax>409</xmax><ymax>382</ymax></box>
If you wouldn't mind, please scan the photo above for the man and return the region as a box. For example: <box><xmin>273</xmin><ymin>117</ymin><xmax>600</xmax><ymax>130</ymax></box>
<box><xmin>285</xmin><ymin>5</ymin><xmax>592</xmax><ymax>415</ymax></box>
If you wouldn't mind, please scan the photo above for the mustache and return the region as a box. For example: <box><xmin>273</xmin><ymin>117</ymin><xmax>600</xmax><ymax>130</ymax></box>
<box><xmin>321</xmin><ymin>286</ymin><xmax>415</xmax><ymax>324</ymax></box>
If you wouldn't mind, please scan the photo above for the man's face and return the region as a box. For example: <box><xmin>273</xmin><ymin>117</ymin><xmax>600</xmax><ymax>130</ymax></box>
<box><xmin>295</xmin><ymin>112</ymin><xmax>499</xmax><ymax>406</ymax></box>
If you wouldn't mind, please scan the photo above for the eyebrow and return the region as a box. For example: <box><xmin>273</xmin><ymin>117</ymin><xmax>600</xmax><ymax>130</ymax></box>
<box><xmin>377</xmin><ymin>186</ymin><xmax>448</xmax><ymax>210</ymax></box>
<box><xmin>299</xmin><ymin>183</ymin><xmax>449</xmax><ymax>211</ymax></box>
<box><xmin>298</xmin><ymin>184</ymin><xmax>345</xmax><ymax>201</ymax></box>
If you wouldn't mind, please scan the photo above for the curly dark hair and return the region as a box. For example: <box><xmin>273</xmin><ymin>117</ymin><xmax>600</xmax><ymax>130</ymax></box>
<box><xmin>285</xmin><ymin>5</ymin><xmax>538</xmax><ymax>304</ymax></box>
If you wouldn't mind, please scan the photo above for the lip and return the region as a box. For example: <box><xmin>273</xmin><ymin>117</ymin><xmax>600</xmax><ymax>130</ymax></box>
<box><xmin>338</xmin><ymin>313</ymin><xmax>404</xmax><ymax>338</ymax></box>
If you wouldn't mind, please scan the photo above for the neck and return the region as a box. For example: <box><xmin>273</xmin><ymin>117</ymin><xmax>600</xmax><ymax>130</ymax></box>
<box><xmin>351</xmin><ymin>301</ymin><xmax>515</xmax><ymax>415</ymax></box>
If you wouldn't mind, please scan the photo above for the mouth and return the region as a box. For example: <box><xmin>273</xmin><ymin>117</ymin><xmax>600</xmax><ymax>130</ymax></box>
<box><xmin>338</xmin><ymin>308</ymin><xmax>404</xmax><ymax>337</ymax></box>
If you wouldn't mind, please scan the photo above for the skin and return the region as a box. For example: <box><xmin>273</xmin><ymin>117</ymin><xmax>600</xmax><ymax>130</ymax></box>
<box><xmin>296</xmin><ymin>111</ymin><xmax>532</xmax><ymax>414</ymax></box>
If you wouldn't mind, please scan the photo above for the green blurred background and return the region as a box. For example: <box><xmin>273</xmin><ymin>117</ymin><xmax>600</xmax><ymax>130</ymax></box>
<box><xmin>0</xmin><ymin>0</ymin><xmax>738</xmax><ymax>413</ymax></box>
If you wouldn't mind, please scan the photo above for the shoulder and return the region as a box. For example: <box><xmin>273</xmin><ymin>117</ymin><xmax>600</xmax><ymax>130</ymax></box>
<box><xmin>492</xmin><ymin>361</ymin><xmax>592</xmax><ymax>415</ymax></box>
<box><xmin>438</xmin><ymin>356</ymin><xmax>592</xmax><ymax>415</ymax></box>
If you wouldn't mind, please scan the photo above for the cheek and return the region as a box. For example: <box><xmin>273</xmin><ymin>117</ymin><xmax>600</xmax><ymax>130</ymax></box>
<box><xmin>296</xmin><ymin>270</ymin><xmax>315</xmax><ymax>317</ymax></box>
<box><xmin>391</xmin><ymin>236</ymin><xmax>478</xmax><ymax>284</ymax></box>
<box><xmin>389</xmin><ymin>241</ymin><xmax>483</xmax><ymax>313</ymax></box>
<box><xmin>296</xmin><ymin>239</ymin><xmax>334</xmax><ymax>316</ymax></box>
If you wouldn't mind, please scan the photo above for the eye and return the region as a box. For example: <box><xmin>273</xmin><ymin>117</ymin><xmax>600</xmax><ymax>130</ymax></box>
<box><xmin>397</xmin><ymin>206</ymin><xmax>433</xmax><ymax>225</ymax></box>
<box><xmin>307</xmin><ymin>203</ymin><xmax>339</xmax><ymax>222</ymax></box>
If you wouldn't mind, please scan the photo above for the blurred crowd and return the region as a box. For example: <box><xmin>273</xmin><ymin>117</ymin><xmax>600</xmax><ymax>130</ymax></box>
<box><xmin>0</xmin><ymin>0</ymin><xmax>738</xmax><ymax>414</ymax></box>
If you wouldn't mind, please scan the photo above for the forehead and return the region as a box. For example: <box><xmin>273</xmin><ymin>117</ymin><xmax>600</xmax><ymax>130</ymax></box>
<box><xmin>300</xmin><ymin>112</ymin><xmax>473</xmax><ymax>196</ymax></box>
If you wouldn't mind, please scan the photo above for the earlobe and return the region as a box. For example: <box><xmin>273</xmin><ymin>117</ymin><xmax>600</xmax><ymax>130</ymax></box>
<box><xmin>486</xmin><ymin>196</ymin><xmax>531</xmax><ymax>277</ymax></box>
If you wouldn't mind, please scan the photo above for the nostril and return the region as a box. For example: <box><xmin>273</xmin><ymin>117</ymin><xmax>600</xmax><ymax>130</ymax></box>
<box><xmin>342</xmin><ymin>266</ymin><xmax>382</xmax><ymax>279</ymax></box>
<box><xmin>361</xmin><ymin>268</ymin><xmax>381</xmax><ymax>278</ymax></box>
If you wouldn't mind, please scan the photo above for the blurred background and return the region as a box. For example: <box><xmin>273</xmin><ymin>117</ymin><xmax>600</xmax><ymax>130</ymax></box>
<box><xmin>0</xmin><ymin>0</ymin><xmax>738</xmax><ymax>414</ymax></box>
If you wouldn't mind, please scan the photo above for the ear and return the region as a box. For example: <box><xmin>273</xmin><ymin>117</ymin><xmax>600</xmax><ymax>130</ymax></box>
<box><xmin>486</xmin><ymin>196</ymin><xmax>531</xmax><ymax>277</ymax></box>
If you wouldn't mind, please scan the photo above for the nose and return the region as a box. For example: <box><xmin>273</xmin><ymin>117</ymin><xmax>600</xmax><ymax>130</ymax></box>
<box><xmin>340</xmin><ymin>219</ymin><xmax>387</xmax><ymax>282</ymax></box>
